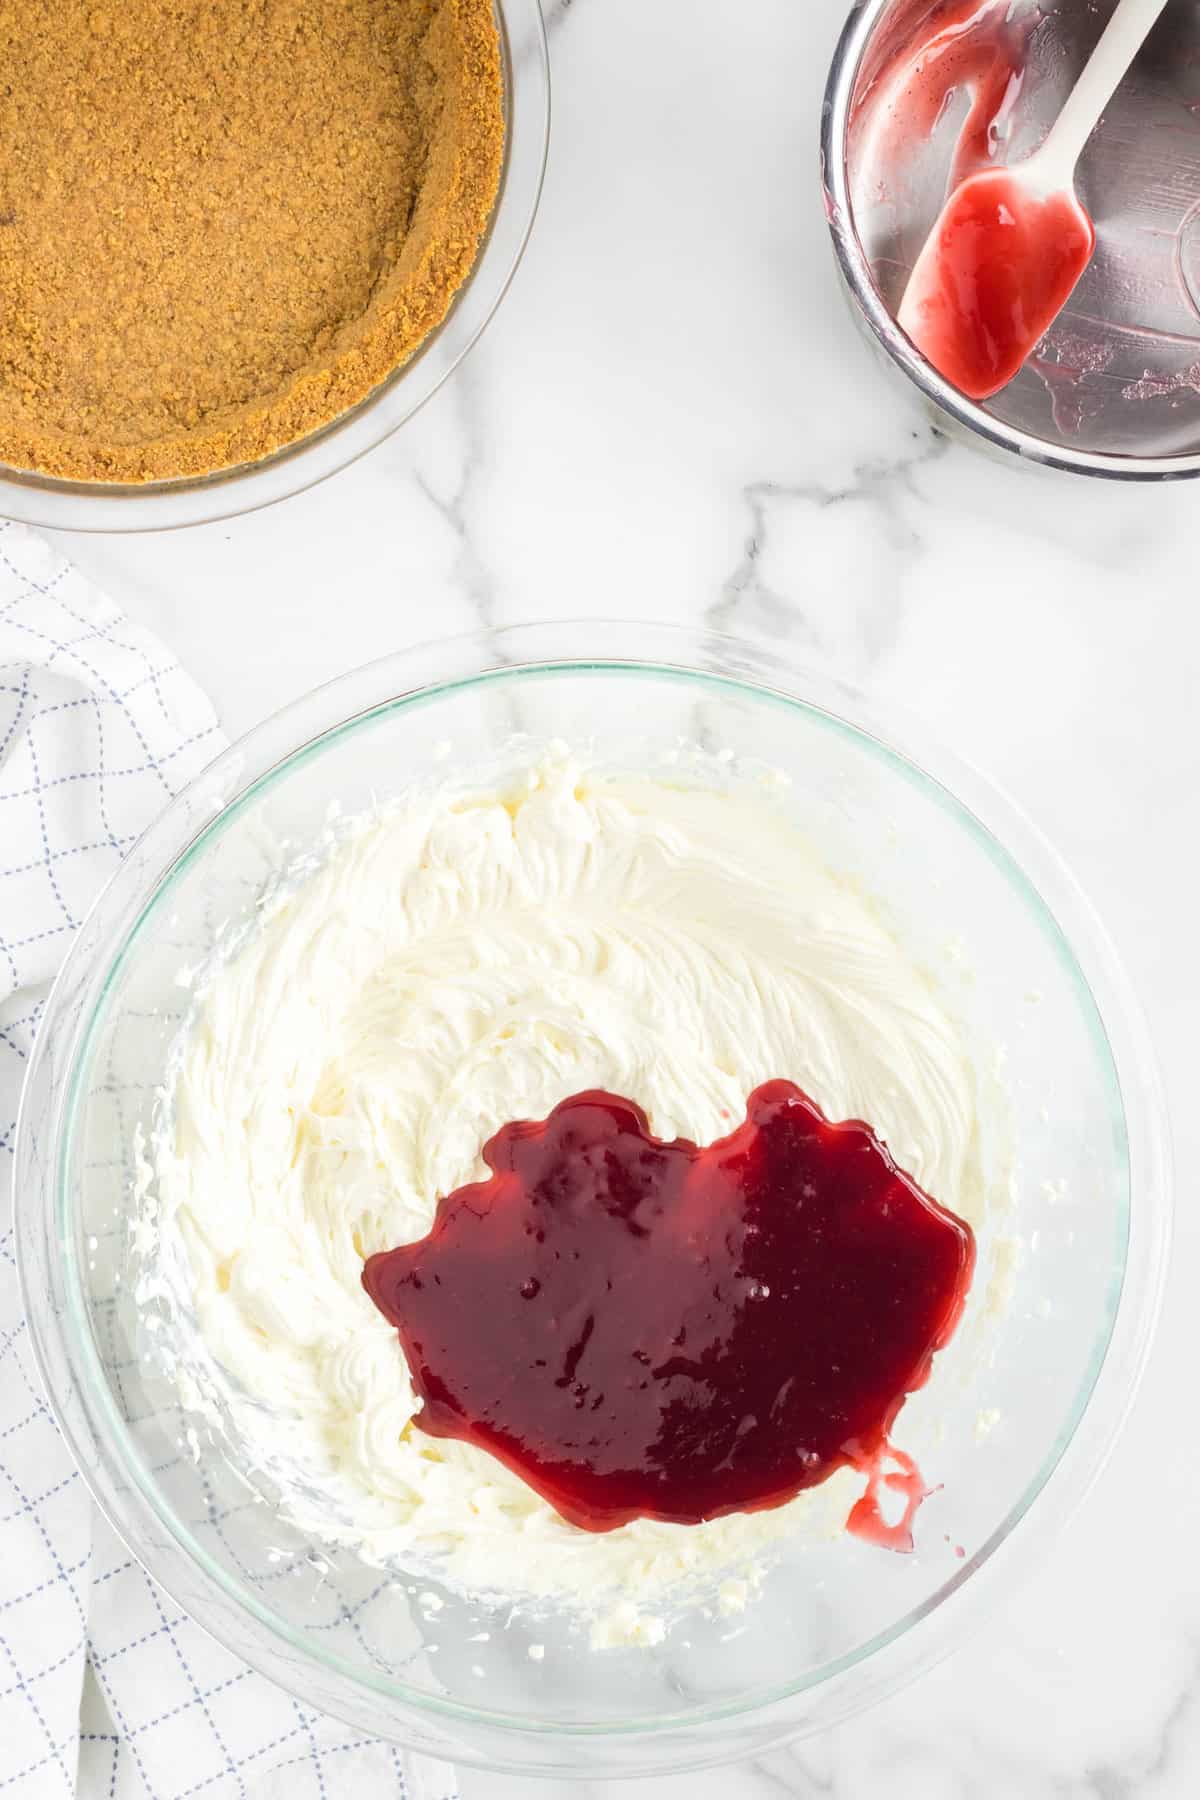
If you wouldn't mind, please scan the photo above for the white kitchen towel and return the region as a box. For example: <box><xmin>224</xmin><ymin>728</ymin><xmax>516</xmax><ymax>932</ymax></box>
<box><xmin>0</xmin><ymin>522</ymin><xmax>458</xmax><ymax>1800</ymax></box>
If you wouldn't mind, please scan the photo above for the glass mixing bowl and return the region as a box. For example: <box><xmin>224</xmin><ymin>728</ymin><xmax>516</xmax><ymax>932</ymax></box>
<box><xmin>15</xmin><ymin>623</ymin><xmax>1169</xmax><ymax>1779</ymax></box>
<box><xmin>0</xmin><ymin>0</ymin><xmax>548</xmax><ymax>533</ymax></box>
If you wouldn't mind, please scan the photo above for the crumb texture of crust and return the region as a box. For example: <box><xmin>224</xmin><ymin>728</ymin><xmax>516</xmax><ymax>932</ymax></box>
<box><xmin>0</xmin><ymin>0</ymin><xmax>504</xmax><ymax>483</ymax></box>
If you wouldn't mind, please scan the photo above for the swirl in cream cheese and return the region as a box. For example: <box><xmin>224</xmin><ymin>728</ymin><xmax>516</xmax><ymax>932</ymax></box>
<box><xmin>156</xmin><ymin>755</ymin><xmax>985</xmax><ymax>1633</ymax></box>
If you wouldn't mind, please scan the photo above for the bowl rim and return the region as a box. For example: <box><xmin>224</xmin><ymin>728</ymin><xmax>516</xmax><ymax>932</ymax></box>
<box><xmin>0</xmin><ymin>0</ymin><xmax>550</xmax><ymax>533</ymax></box>
<box><xmin>821</xmin><ymin>0</ymin><xmax>1200</xmax><ymax>482</ymax></box>
<box><xmin>14</xmin><ymin>621</ymin><xmax>1173</xmax><ymax>1759</ymax></box>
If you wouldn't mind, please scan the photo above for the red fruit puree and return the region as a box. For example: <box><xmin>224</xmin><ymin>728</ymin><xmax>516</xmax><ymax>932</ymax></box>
<box><xmin>851</xmin><ymin>0</ymin><xmax>1041</xmax><ymax>194</ymax></box>
<box><xmin>905</xmin><ymin>175</ymin><xmax>1095</xmax><ymax>399</ymax></box>
<box><xmin>362</xmin><ymin>1082</ymin><xmax>975</xmax><ymax>1541</ymax></box>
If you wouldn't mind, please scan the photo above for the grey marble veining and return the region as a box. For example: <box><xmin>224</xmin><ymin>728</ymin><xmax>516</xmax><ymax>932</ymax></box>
<box><xmin>49</xmin><ymin>1</ymin><xmax>1200</xmax><ymax>1793</ymax></box>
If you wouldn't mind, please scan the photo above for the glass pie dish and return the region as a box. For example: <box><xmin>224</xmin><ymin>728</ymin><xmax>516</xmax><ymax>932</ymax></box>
<box><xmin>0</xmin><ymin>0</ymin><xmax>548</xmax><ymax>534</ymax></box>
<box><xmin>15</xmin><ymin>622</ymin><xmax>1170</xmax><ymax>1779</ymax></box>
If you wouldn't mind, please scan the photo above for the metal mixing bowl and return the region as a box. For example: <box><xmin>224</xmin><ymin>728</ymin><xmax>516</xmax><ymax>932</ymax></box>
<box><xmin>823</xmin><ymin>0</ymin><xmax>1200</xmax><ymax>479</ymax></box>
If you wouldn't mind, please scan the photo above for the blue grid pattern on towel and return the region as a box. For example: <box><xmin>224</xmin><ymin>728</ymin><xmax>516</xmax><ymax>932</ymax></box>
<box><xmin>0</xmin><ymin>523</ymin><xmax>457</xmax><ymax>1799</ymax></box>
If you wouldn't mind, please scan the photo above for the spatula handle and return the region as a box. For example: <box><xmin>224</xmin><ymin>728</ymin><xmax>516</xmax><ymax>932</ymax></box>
<box><xmin>1040</xmin><ymin>0</ymin><xmax>1170</xmax><ymax>178</ymax></box>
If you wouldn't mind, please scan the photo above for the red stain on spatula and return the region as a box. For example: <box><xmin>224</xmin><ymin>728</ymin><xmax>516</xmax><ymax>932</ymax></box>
<box><xmin>898</xmin><ymin>0</ymin><xmax>1168</xmax><ymax>400</ymax></box>
<box><xmin>899</xmin><ymin>172</ymin><xmax>1095</xmax><ymax>400</ymax></box>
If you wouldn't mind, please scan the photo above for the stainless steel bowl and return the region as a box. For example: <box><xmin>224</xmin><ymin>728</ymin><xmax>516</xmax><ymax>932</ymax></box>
<box><xmin>822</xmin><ymin>0</ymin><xmax>1200</xmax><ymax>479</ymax></box>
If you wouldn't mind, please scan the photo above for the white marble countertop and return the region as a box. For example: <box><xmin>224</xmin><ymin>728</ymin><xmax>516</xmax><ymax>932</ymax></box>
<box><xmin>43</xmin><ymin>1</ymin><xmax>1199</xmax><ymax>1793</ymax></box>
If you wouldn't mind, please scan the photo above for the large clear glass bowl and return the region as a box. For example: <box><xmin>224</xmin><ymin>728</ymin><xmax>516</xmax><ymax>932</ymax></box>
<box><xmin>0</xmin><ymin>0</ymin><xmax>548</xmax><ymax>533</ymax></box>
<box><xmin>15</xmin><ymin>623</ymin><xmax>1170</xmax><ymax>1778</ymax></box>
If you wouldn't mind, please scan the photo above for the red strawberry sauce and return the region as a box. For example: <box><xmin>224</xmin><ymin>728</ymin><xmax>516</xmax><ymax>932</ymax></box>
<box><xmin>363</xmin><ymin>1082</ymin><xmax>974</xmax><ymax>1540</ymax></box>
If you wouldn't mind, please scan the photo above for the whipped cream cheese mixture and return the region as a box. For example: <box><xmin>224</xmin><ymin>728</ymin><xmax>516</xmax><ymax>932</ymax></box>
<box><xmin>149</xmin><ymin>753</ymin><xmax>989</xmax><ymax>1639</ymax></box>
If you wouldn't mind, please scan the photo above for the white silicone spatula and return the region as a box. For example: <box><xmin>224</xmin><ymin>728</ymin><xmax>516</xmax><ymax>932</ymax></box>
<box><xmin>898</xmin><ymin>0</ymin><xmax>1170</xmax><ymax>400</ymax></box>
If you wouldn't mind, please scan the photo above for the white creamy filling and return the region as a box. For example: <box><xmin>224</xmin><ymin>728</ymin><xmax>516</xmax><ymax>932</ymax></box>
<box><xmin>154</xmin><ymin>755</ymin><xmax>985</xmax><ymax>1633</ymax></box>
